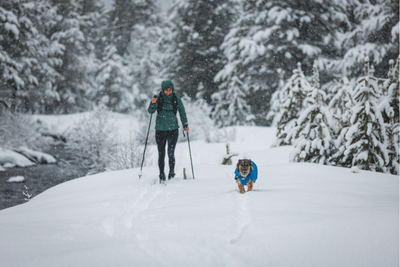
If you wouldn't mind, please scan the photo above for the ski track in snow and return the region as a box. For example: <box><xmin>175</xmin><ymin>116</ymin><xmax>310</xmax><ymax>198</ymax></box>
<box><xmin>223</xmin><ymin>168</ymin><xmax>253</xmax><ymax>245</ymax></box>
<box><xmin>101</xmin><ymin>180</ymin><xmax>165</xmax><ymax>239</ymax></box>
<box><xmin>230</xmin><ymin>192</ymin><xmax>252</xmax><ymax>244</ymax></box>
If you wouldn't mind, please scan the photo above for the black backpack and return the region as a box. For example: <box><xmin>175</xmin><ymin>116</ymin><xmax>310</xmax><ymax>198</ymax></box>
<box><xmin>157</xmin><ymin>92</ymin><xmax>178</xmax><ymax>115</ymax></box>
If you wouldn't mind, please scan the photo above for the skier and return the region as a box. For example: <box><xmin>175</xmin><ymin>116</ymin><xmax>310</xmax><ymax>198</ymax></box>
<box><xmin>148</xmin><ymin>80</ymin><xmax>189</xmax><ymax>183</ymax></box>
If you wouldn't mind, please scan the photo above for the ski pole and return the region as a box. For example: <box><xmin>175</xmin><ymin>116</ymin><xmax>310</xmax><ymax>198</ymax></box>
<box><xmin>138</xmin><ymin>96</ymin><xmax>156</xmax><ymax>179</ymax></box>
<box><xmin>183</xmin><ymin>129</ymin><xmax>195</xmax><ymax>179</ymax></box>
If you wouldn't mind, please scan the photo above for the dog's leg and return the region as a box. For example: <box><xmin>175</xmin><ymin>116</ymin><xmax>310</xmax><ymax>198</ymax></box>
<box><xmin>247</xmin><ymin>179</ymin><xmax>254</xmax><ymax>192</ymax></box>
<box><xmin>238</xmin><ymin>183</ymin><xmax>245</xmax><ymax>194</ymax></box>
<box><xmin>236</xmin><ymin>178</ymin><xmax>245</xmax><ymax>194</ymax></box>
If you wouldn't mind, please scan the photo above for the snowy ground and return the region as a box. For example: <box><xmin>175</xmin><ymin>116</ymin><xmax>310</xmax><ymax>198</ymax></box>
<box><xmin>0</xmin><ymin>124</ymin><xmax>398</xmax><ymax>267</ymax></box>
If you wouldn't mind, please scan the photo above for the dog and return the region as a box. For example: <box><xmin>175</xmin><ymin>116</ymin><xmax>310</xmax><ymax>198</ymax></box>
<box><xmin>235</xmin><ymin>159</ymin><xmax>258</xmax><ymax>194</ymax></box>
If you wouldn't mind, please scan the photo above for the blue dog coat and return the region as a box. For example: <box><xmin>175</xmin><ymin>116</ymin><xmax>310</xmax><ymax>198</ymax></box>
<box><xmin>234</xmin><ymin>161</ymin><xmax>258</xmax><ymax>185</ymax></box>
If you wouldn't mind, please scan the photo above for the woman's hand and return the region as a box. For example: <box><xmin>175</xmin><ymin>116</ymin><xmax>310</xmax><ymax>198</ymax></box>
<box><xmin>151</xmin><ymin>97</ymin><xmax>157</xmax><ymax>104</ymax></box>
<box><xmin>184</xmin><ymin>126</ymin><xmax>189</xmax><ymax>132</ymax></box>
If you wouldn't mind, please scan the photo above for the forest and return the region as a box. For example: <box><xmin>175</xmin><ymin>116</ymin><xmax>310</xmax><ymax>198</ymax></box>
<box><xmin>0</xmin><ymin>0</ymin><xmax>399</xmax><ymax>173</ymax></box>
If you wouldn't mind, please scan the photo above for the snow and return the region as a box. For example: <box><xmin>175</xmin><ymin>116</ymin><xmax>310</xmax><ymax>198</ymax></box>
<box><xmin>0</xmin><ymin>114</ymin><xmax>398</xmax><ymax>267</ymax></box>
<box><xmin>16</xmin><ymin>146</ymin><xmax>56</xmax><ymax>164</ymax></box>
<box><xmin>0</xmin><ymin>148</ymin><xmax>35</xmax><ymax>167</ymax></box>
<box><xmin>0</xmin><ymin>147</ymin><xmax>57</xmax><ymax>167</ymax></box>
<box><xmin>6</xmin><ymin>176</ymin><xmax>25</xmax><ymax>183</ymax></box>
<box><xmin>4</xmin><ymin>22</ymin><xmax>19</xmax><ymax>37</ymax></box>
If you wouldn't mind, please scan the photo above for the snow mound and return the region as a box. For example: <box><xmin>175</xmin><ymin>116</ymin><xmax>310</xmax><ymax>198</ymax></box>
<box><xmin>16</xmin><ymin>146</ymin><xmax>57</xmax><ymax>164</ymax></box>
<box><xmin>6</xmin><ymin>176</ymin><xmax>25</xmax><ymax>183</ymax></box>
<box><xmin>0</xmin><ymin>148</ymin><xmax>35</xmax><ymax>167</ymax></box>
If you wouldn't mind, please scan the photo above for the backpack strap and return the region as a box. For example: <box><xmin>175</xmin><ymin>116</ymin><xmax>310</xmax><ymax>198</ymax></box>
<box><xmin>172</xmin><ymin>93</ymin><xmax>178</xmax><ymax>115</ymax></box>
<box><xmin>157</xmin><ymin>92</ymin><xmax>163</xmax><ymax>114</ymax></box>
<box><xmin>157</xmin><ymin>93</ymin><xmax>178</xmax><ymax>115</ymax></box>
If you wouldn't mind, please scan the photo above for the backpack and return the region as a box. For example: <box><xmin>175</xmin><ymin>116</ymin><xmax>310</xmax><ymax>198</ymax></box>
<box><xmin>157</xmin><ymin>92</ymin><xmax>178</xmax><ymax>115</ymax></box>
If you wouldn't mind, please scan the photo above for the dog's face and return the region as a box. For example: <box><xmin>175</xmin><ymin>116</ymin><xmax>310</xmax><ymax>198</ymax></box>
<box><xmin>237</xmin><ymin>159</ymin><xmax>253</xmax><ymax>178</ymax></box>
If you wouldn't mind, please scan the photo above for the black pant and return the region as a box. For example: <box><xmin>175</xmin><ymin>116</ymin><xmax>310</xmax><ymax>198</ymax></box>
<box><xmin>156</xmin><ymin>129</ymin><xmax>178</xmax><ymax>176</ymax></box>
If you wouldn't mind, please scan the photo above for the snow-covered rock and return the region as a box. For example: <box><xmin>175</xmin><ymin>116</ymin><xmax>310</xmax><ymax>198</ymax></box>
<box><xmin>0</xmin><ymin>148</ymin><xmax>35</xmax><ymax>167</ymax></box>
<box><xmin>6</xmin><ymin>176</ymin><xmax>25</xmax><ymax>183</ymax></box>
<box><xmin>16</xmin><ymin>146</ymin><xmax>56</xmax><ymax>164</ymax></box>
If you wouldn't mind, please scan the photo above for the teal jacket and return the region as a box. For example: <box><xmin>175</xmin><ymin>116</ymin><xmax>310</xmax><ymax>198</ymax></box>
<box><xmin>148</xmin><ymin>91</ymin><xmax>188</xmax><ymax>131</ymax></box>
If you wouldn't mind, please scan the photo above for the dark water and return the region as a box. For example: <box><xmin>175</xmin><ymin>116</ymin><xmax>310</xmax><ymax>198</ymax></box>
<box><xmin>0</xmin><ymin>143</ymin><xmax>87</xmax><ymax>210</ymax></box>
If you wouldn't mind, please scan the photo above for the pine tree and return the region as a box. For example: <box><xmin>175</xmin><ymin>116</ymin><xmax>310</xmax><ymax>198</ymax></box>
<box><xmin>79</xmin><ymin>0</ymin><xmax>108</xmax><ymax>103</ymax></box>
<box><xmin>194</xmin><ymin>83</ymin><xmax>213</xmax><ymax>124</ymax></box>
<box><xmin>329</xmin><ymin>0</ymin><xmax>399</xmax><ymax>79</ymax></box>
<box><xmin>108</xmin><ymin>0</ymin><xmax>159</xmax><ymax>57</ymax></box>
<box><xmin>0</xmin><ymin>0</ymin><xmax>61</xmax><ymax>113</ymax></box>
<box><xmin>97</xmin><ymin>0</ymin><xmax>162</xmax><ymax>113</ymax></box>
<box><xmin>50</xmin><ymin>0</ymin><xmax>102</xmax><ymax>113</ymax></box>
<box><xmin>217</xmin><ymin>0</ymin><xmax>350</xmax><ymax>125</ymax></box>
<box><xmin>328</xmin><ymin>66</ymin><xmax>354</xmax><ymax>129</ymax></box>
<box><xmin>267</xmin><ymin>69</ymin><xmax>285</xmax><ymax>126</ymax></box>
<box><xmin>211</xmin><ymin>74</ymin><xmax>253</xmax><ymax>127</ymax></box>
<box><xmin>274</xmin><ymin>63</ymin><xmax>310</xmax><ymax>146</ymax></box>
<box><xmin>328</xmin><ymin>66</ymin><xmax>355</xmax><ymax>167</ymax></box>
<box><xmin>343</xmin><ymin>57</ymin><xmax>389</xmax><ymax>172</ymax></box>
<box><xmin>94</xmin><ymin>44</ymin><xmax>134</xmax><ymax>112</ymax></box>
<box><xmin>380</xmin><ymin>57</ymin><xmax>399</xmax><ymax>175</ymax></box>
<box><xmin>290</xmin><ymin>61</ymin><xmax>334</xmax><ymax>164</ymax></box>
<box><xmin>181</xmin><ymin>87</ymin><xmax>215</xmax><ymax>140</ymax></box>
<box><xmin>127</xmin><ymin>3</ymin><xmax>163</xmax><ymax>110</ymax></box>
<box><xmin>167</xmin><ymin>0</ymin><xmax>237</xmax><ymax>101</ymax></box>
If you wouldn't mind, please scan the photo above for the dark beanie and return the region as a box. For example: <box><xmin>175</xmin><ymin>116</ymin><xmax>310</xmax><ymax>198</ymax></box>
<box><xmin>161</xmin><ymin>80</ymin><xmax>174</xmax><ymax>90</ymax></box>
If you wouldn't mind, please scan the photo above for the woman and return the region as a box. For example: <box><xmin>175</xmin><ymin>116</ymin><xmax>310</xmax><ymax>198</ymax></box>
<box><xmin>148</xmin><ymin>80</ymin><xmax>189</xmax><ymax>183</ymax></box>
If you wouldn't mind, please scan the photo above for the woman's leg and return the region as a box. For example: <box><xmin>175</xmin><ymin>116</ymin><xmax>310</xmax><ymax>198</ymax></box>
<box><xmin>155</xmin><ymin>130</ymin><xmax>167</xmax><ymax>179</ymax></box>
<box><xmin>167</xmin><ymin>129</ymin><xmax>179</xmax><ymax>179</ymax></box>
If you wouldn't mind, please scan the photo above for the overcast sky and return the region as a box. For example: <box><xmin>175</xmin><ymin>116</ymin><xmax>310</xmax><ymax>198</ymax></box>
<box><xmin>102</xmin><ymin>0</ymin><xmax>174</xmax><ymax>11</ymax></box>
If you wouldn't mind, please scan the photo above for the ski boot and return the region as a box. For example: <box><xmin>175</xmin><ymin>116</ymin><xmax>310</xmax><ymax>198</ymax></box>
<box><xmin>159</xmin><ymin>173</ymin><xmax>166</xmax><ymax>184</ymax></box>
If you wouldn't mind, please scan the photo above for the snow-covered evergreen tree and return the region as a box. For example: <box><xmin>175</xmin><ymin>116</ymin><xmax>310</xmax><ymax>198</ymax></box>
<box><xmin>93</xmin><ymin>0</ymin><xmax>161</xmax><ymax>113</ymax></box>
<box><xmin>328</xmin><ymin>66</ymin><xmax>354</xmax><ymax>129</ymax></box>
<box><xmin>50</xmin><ymin>0</ymin><xmax>103</xmax><ymax>113</ymax></box>
<box><xmin>343</xmin><ymin>57</ymin><xmax>388</xmax><ymax>172</ymax></box>
<box><xmin>0</xmin><ymin>0</ymin><xmax>61</xmax><ymax>113</ymax></box>
<box><xmin>127</xmin><ymin>3</ymin><xmax>164</xmax><ymax>110</ymax></box>
<box><xmin>211</xmin><ymin>74</ymin><xmax>253</xmax><ymax>127</ymax></box>
<box><xmin>94</xmin><ymin>44</ymin><xmax>134</xmax><ymax>112</ymax></box>
<box><xmin>167</xmin><ymin>0</ymin><xmax>237</xmax><ymax>101</ymax></box>
<box><xmin>380</xmin><ymin>57</ymin><xmax>399</xmax><ymax>175</ymax></box>
<box><xmin>274</xmin><ymin>63</ymin><xmax>310</xmax><ymax>146</ymax></box>
<box><xmin>217</xmin><ymin>0</ymin><xmax>350</xmax><ymax>125</ymax></box>
<box><xmin>327</xmin><ymin>0</ymin><xmax>399</xmax><ymax>79</ymax></box>
<box><xmin>328</xmin><ymin>66</ymin><xmax>355</xmax><ymax>166</ymax></box>
<box><xmin>267</xmin><ymin>69</ymin><xmax>285</xmax><ymax>126</ymax></box>
<box><xmin>290</xmin><ymin>61</ymin><xmax>334</xmax><ymax>164</ymax></box>
<box><xmin>108</xmin><ymin>0</ymin><xmax>159</xmax><ymax>57</ymax></box>
<box><xmin>180</xmin><ymin>87</ymin><xmax>215</xmax><ymax>140</ymax></box>
<box><xmin>79</xmin><ymin>0</ymin><xmax>107</xmax><ymax>105</ymax></box>
<box><xmin>194</xmin><ymin>83</ymin><xmax>213</xmax><ymax>124</ymax></box>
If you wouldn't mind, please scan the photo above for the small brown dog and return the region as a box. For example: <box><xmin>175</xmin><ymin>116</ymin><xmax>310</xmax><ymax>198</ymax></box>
<box><xmin>235</xmin><ymin>159</ymin><xmax>257</xmax><ymax>194</ymax></box>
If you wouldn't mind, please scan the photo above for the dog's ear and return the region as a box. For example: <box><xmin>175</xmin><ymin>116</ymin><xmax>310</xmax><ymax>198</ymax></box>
<box><xmin>237</xmin><ymin>159</ymin><xmax>244</xmax><ymax>169</ymax></box>
<box><xmin>249</xmin><ymin>160</ymin><xmax>253</xmax><ymax>170</ymax></box>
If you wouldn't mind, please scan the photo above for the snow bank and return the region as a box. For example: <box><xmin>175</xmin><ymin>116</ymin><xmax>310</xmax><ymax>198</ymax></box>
<box><xmin>0</xmin><ymin>148</ymin><xmax>35</xmax><ymax>167</ymax></box>
<box><xmin>0</xmin><ymin>125</ymin><xmax>397</xmax><ymax>267</ymax></box>
<box><xmin>16</xmin><ymin>146</ymin><xmax>56</xmax><ymax>164</ymax></box>
<box><xmin>6</xmin><ymin>176</ymin><xmax>25</xmax><ymax>183</ymax></box>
